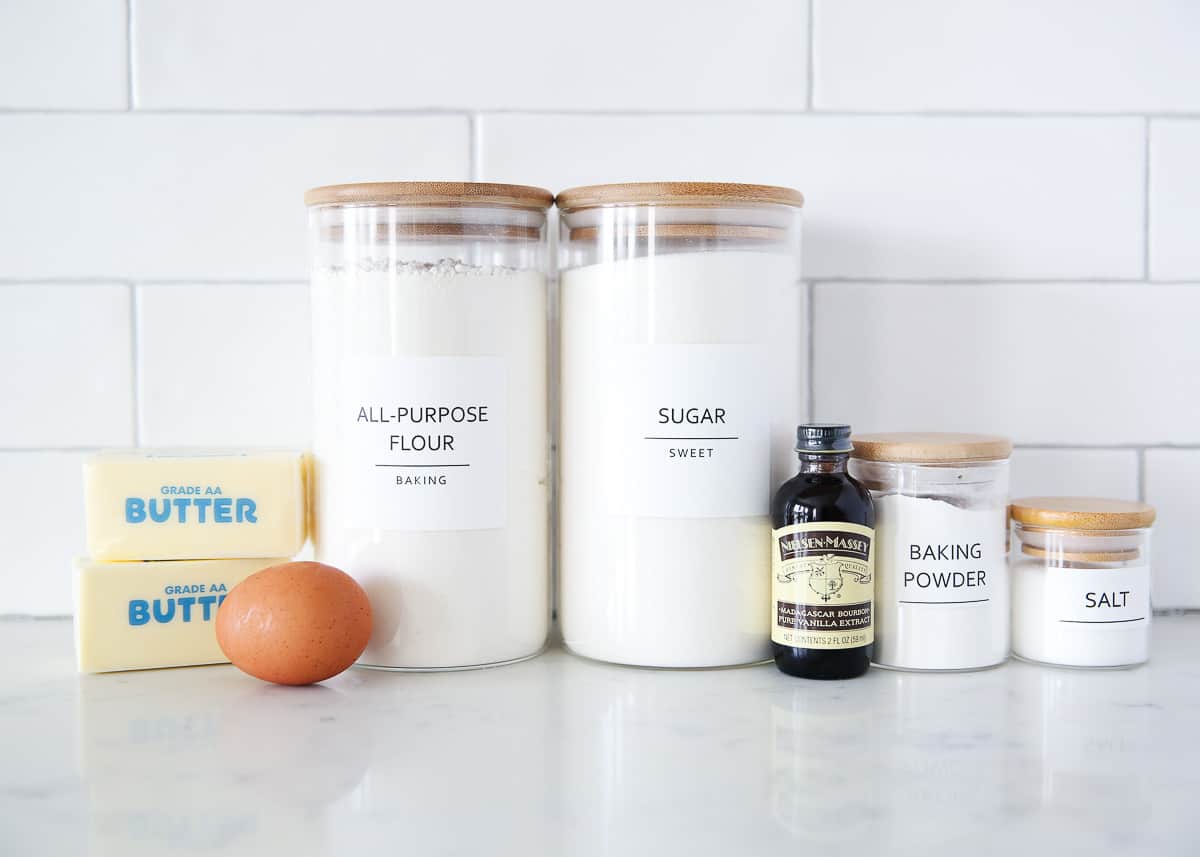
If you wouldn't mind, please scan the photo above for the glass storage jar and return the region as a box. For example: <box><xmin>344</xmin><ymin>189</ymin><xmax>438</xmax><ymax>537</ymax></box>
<box><xmin>306</xmin><ymin>182</ymin><xmax>552</xmax><ymax>670</ymax></box>
<box><xmin>1010</xmin><ymin>497</ymin><xmax>1155</xmax><ymax>669</ymax></box>
<box><xmin>849</xmin><ymin>433</ymin><xmax>1012</xmax><ymax>671</ymax></box>
<box><xmin>556</xmin><ymin>181</ymin><xmax>805</xmax><ymax>668</ymax></box>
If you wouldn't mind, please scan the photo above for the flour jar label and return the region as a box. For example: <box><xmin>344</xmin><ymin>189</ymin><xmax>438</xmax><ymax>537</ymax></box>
<box><xmin>614</xmin><ymin>344</ymin><xmax>770</xmax><ymax>518</ymax></box>
<box><xmin>771</xmin><ymin>521</ymin><xmax>875</xmax><ymax>649</ymax></box>
<box><xmin>1046</xmin><ymin>565</ymin><xmax>1150</xmax><ymax>625</ymax></box>
<box><xmin>338</xmin><ymin>356</ymin><xmax>507</xmax><ymax>531</ymax></box>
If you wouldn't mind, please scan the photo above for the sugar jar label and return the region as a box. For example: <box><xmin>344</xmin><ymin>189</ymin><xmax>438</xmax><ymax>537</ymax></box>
<box><xmin>338</xmin><ymin>356</ymin><xmax>507</xmax><ymax>531</ymax></box>
<box><xmin>612</xmin><ymin>344</ymin><xmax>770</xmax><ymax>518</ymax></box>
<box><xmin>1047</xmin><ymin>565</ymin><xmax>1150</xmax><ymax>625</ymax></box>
<box><xmin>771</xmin><ymin>521</ymin><xmax>875</xmax><ymax>650</ymax></box>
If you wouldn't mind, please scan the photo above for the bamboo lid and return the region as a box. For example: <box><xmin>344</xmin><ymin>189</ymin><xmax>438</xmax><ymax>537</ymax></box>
<box><xmin>567</xmin><ymin>223</ymin><xmax>787</xmax><ymax>242</ymax></box>
<box><xmin>304</xmin><ymin>182</ymin><xmax>554</xmax><ymax>210</ymax></box>
<box><xmin>1019</xmin><ymin>544</ymin><xmax>1142</xmax><ymax>564</ymax></box>
<box><xmin>1010</xmin><ymin>497</ymin><xmax>1156</xmax><ymax>531</ymax></box>
<box><xmin>850</xmin><ymin>432</ymin><xmax>1013</xmax><ymax>463</ymax></box>
<box><xmin>555</xmin><ymin>182</ymin><xmax>805</xmax><ymax>212</ymax></box>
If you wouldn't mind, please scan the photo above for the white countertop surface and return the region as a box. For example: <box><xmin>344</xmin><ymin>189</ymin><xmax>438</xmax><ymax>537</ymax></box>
<box><xmin>2</xmin><ymin>616</ymin><xmax>1198</xmax><ymax>856</ymax></box>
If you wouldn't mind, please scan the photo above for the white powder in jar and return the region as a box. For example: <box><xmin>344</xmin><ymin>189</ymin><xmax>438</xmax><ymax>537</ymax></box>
<box><xmin>872</xmin><ymin>492</ymin><xmax>1009</xmax><ymax>670</ymax></box>
<box><xmin>1011</xmin><ymin>555</ymin><xmax>1151</xmax><ymax>668</ymax></box>
<box><xmin>559</xmin><ymin>250</ymin><xmax>802</xmax><ymax>668</ymax></box>
<box><xmin>311</xmin><ymin>259</ymin><xmax>549</xmax><ymax>669</ymax></box>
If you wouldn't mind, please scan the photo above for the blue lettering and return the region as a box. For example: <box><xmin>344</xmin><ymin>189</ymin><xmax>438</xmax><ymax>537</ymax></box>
<box><xmin>178</xmin><ymin>596</ymin><xmax>196</xmax><ymax>622</ymax></box>
<box><xmin>214</xmin><ymin>498</ymin><xmax>233</xmax><ymax>523</ymax></box>
<box><xmin>194</xmin><ymin>497</ymin><xmax>212</xmax><ymax>522</ymax></box>
<box><xmin>198</xmin><ymin>594</ymin><xmax>217</xmax><ymax>620</ymax></box>
<box><xmin>149</xmin><ymin>498</ymin><xmax>171</xmax><ymax>523</ymax></box>
<box><xmin>173</xmin><ymin>497</ymin><xmax>192</xmax><ymax>523</ymax></box>
<box><xmin>125</xmin><ymin>498</ymin><xmax>146</xmax><ymax>523</ymax></box>
<box><xmin>129</xmin><ymin>600</ymin><xmax>150</xmax><ymax>626</ymax></box>
<box><xmin>152</xmin><ymin>599</ymin><xmax>175</xmax><ymax>623</ymax></box>
<box><xmin>237</xmin><ymin>498</ymin><xmax>257</xmax><ymax>523</ymax></box>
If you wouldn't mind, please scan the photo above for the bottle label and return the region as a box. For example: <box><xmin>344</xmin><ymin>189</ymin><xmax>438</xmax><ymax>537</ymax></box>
<box><xmin>771</xmin><ymin>521</ymin><xmax>875</xmax><ymax>649</ymax></box>
<box><xmin>615</xmin><ymin>343</ymin><xmax>770</xmax><ymax>518</ymax></box>
<box><xmin>337</xmin><ymin>355</ymin><xmax>508</xmax><ymax>531</ymax></box>
<box><xmin>1046</xmin><ymin>564</ymin><xmax>1150</xmax><ymax>625</ymax></box>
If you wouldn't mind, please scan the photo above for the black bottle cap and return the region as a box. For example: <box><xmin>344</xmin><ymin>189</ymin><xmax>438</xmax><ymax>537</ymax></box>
<box><xmin>795</xmin><ymin>423</ymin><xmax>853</xmax><ymax>453</ymax></box>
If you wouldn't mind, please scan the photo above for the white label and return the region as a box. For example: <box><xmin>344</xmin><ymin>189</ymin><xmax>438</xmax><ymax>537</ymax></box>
<box><xmin>339</xmin><ymin>356</ymin><xmax>507</xmax><ymax>531</ymax></box>
<box><xmin>1047</xmin><ymin>565</ymin><xmax>1150</xmax><ymax>625</ymax></box>
<box><xmin>617</xmin><ymin>344</ymin><xmax>769</xmax><ymax>518</ymax></box>
<box><xmin>880</xmin><ymin>498</ymin><xmax>1006</xmax><ymax>607</ymax></box>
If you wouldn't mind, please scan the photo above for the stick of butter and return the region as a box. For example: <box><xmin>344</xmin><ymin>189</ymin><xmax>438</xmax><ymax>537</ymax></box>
<box><xmin>84</xmin><ymin>449</ymin><xmax>307</xmax><ymax>561</ymax></box>
<box><xmin>74</xmin><ymin>557</ymin><xmax>287</xmax><ymax>673</ymax></box>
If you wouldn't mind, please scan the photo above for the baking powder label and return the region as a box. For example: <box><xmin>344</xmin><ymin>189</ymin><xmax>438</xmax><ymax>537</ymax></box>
<box><xmin>616</xmin><ymin>344</ymin><xmax>770</xmax><ymax>518</ymax></box>
<box><xmin>772</xmin><ymin>522</ymin><xmax>875</xmax><ymax>649</ymax></box>
<box><xmin>882</xmin><ymin>502</ymin><xmax>1006</xmax><ymax>607</ymax></box>
<box><xmin>1047</xmin><ymin>564</ymin><xmax>1150</xmax><ymax>625</ymax></box>
<box><xmin>338</xmin><ymin>356</ymin><xmax>507</xmax><ymax>531</ymax></box>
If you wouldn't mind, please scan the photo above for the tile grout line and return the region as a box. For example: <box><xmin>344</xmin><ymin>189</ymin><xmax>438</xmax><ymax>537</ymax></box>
<box><xmin>2</xmin><ymin>107</ymin><xmax>1199</xmax><ymax>119</ymax></box>
<box><xmin>1137</xmin><ymin>448</ymin><xmax>1147</xmax><ymax>502</ymax></box>
<box><xmin>805</xmin><ymin>281</ymin><xmax>815</xmax><ymax>421</ymax></box>
<box><xmin>125</xmin><ymin>0</ymin><xmax>135</xmax><ymax>110</ymax></box>
<box><xmin>130</xmin><ymin>284</ymin><xmax>142</xmax><ymax>445</ymax></box>
<box><xmin>469</xmin><ymin>113</ymin><xmax>481</xmax><ymax>180</ymax></box>
<box><xmin>1143</xmin><ymin>117</ymin><xmax>1152</xmax><ymax>280</ymax></box>
<box><xmin>806</xmin><ymin>0</ymin><xmax>816</xmax><ymax>110</ymax></box>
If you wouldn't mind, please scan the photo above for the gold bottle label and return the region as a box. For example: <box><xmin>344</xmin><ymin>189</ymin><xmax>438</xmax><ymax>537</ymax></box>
<box><xmin>771</xmin><ymin>521</ymin><xmax>875</xmax><ymax>650</ymax></box>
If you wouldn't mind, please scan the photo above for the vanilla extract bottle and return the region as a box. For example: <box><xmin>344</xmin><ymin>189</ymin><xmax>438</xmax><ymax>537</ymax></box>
<box><xmin>771</xmin><ymin>424</ymin><xmax>876</xmax><ymax>680</ymax></box>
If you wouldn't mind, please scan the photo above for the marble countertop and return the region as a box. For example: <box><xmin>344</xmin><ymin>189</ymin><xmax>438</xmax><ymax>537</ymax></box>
<box><xmin>3</xmin><ymin>617</ymin><xmax>1199</xmax><ymax>856</ymax></box>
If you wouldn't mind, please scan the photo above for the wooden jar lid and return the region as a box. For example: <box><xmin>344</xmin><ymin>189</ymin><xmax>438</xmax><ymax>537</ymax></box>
<box><xmin>1010</xmin><ymin>497</ymin><xmax>1156</xmax><ymax>531</ymax></box>
<box><xmin>850</xmin><ymin>432</ymin><xmax>1013</xmax><ymax>463</ymax></box>
<box><xmin>555</xmin><ymin>181</ymin><xmax>805</xmax><ymax>212</ymax></box>
<box><xmin>304</xmin><ymin>182</ymin><xmax>554</xmax><ymax>210</ymax></box>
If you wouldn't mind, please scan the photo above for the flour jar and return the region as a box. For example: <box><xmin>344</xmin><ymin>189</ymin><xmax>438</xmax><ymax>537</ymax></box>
<box><xmin>1010</xmin><ymin>497</ymin><xmax>1155</xmax><ymax>668</ymax></box>
<box><xmin>306</xmin><ymin>182</ymin><xmax>552</xmax><ymax>670</ymax></box>
<box><xmin>849</xmin><ymin>433</ymin><xmax>1012</xmax><ymax>671</ymax></box>
<box><xmin>556</xmin><ymin>182</ymin><xmax>805</xmax><ymax>668</ymax></box>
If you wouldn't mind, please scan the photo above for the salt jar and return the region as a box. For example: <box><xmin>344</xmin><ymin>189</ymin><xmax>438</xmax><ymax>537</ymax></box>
<box><xmin>848</xmin><ymin>433</ymin><xmax>1012</xmax><ymax>671</ymax></box>
<box><xmin>306</xmin><ymin>182</ymin><xmax>552</xmax><ymax>670</ymax></box>
<box><xmin>556</xmin><ymin>182</ymin><xmax>805</xmax><ymax>668</ymax></box>
<box><xmin>1010</xmin><ymin>497</ymin><xmax>1155</xmax><ymax>669</ymax></box>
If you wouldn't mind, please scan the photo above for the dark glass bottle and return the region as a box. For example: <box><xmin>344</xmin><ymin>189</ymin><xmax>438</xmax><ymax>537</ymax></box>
<box><xmin>770</xmin><ymin>424</ymin><xmax>875</xmax><ymax>680</ymax></box>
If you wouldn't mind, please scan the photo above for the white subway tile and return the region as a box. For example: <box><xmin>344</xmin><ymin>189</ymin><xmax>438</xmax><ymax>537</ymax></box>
<box><xmin>138</xmin><ymin>284</ymin><xmax>311</xmax><ymax>446</ymax></box>
<box><xmin>814</xmin><ymin>0</ymin><xmax>1200</xmax><ymax>113</ymax></box>
<box><xmin>0</xmin><ymin>115</ymin><xmax>468</xmax><ymax>281</ymax></box>
<box><xmin>133</xmin><ymin>0</ymin><xmax>807</xmax><ymax>111</ymax></box>
<box><xmin>0</xmin><ymin>452</ymin><xmax>87</xmax><ymax>615</ymax></box>
<box><xmin>481</xmin><ymin>114</ymin><xmax>1143</xmax><ymax>280</ymax></box>
<box><xmin>1144</xmin><ymin>450</ymin><xmax>1200</xmax><ymax>608</ymax></box>
<box><xmin>1009</xmin><ymin>449</ymin><xmax>1140</xmax><ymax>501</ymax></box>
<box><xmin>813</xmin><ymin>283</ymin><xmax>1200</xmax><ymax>445</ymax></box>
<box><xmin>0</xmin><ymin>0</ymin><xmax>127</xmax><ymax>109</ymax></box>
<box><xmin>1150</xmin><ymin>121</ymin><xmax>1200</xmax><ymax>281</ymax></box>
<box><xmin>0</xmin><ymin>285</ymin><xmax>133</xmax><ymax>447</ymax></box>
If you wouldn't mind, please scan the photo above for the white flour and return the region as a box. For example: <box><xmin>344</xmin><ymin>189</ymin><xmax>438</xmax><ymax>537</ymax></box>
<box><xmin>872</xmin><ymin>492</ymin><xmax>1009</xmax><ymax>670</ymax></box>
<box><xmin>311</xmin><ymin>261</ymin><xmax>549</xmax><ymax>669</ymax></box>
<box><xmin>559</xmin><ymin>250</ymin><xmax>802</xmax><ymax>667</ymax></box>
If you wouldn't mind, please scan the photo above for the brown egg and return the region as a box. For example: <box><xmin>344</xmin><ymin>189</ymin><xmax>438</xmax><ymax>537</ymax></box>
<box><xmin>216</xmin><ymin>561</ymin><xmax>372</xmax><ymax>686</ymax></box>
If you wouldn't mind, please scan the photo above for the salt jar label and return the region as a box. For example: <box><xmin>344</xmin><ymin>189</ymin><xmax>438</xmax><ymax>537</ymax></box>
<box><xmin>1047</xmin><ymin>565</ymin><xmax>1149</xmax><ymax>625</ymax></box>
<box><xmin>339</xmin><ymin>356</ymin><xmax>507</xmax><ymax>531</ymax></box>
<box><xmin>617</xmin><ymin>344</ymin><xmax>770</xmax><ymax>518</ymax></box>
<box><xmin>771</xmin><ymin>521</ymin><xmax>875</xmax><ymax>649</ymax></box>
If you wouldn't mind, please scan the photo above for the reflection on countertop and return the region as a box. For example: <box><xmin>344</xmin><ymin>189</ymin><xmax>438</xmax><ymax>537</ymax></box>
<box><xmin>1</xmin><ymin>617</ymin><xmax>1198</xmax><ymax>856</ymax></box>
